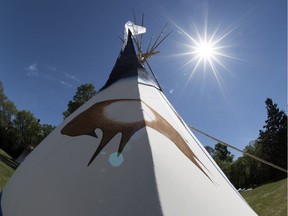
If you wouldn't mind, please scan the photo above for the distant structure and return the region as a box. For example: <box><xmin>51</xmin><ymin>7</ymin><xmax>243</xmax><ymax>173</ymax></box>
<box><xmin>15</xmin><ymin>145</ymin><xmax>34</xmax><ymax>164</ymax></box>
<box><xmin>0</xmin><ymin>22</ymin><xmax>256</xmax><ymax>216</ymax></box>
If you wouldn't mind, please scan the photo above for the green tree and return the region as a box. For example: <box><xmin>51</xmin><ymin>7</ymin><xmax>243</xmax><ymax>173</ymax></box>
<box><xmin>205</xmin><ymin>146</ymin><xmax>215</xmax><ymax>157</ymax></box>
<box><xmin>214</xmin><ymin>143</ymin><xmax>234</xmax><ymax>162</ymax></box>
<box><xmin>0</xmin><ymin>81</ymin><xmax>17</xmax><ymax>150</ymax></box>
<box><xmin>205</xmin><ymin>143</ymin><xmax>234</xmax><ymax>180</ymax></box>
<box><xmin>257</xmin><ymin>98</ymin><xmax>287</xmax><ymax>183</ymax></box>
<box><xmin>0</xmin><ymin>81</ymin><xmax>56</xmax><ymax>157</ymax></box>
<box><xmin>13</xmin><ymin>110</ymin><xmax>42</xmax><ymax>155</ymax></box>
<box><xmin>230</xmin><ymin>156</ymin><xmax>248</xmax><ymax>189</ymax></box>
<box><xmin>206</xmin><ymin>99</ymin><xmax>287</xmax><ymax>188</ymax></box>
<box><xmin>40</xmin><ymin>124</ymin><xmax>56</xmax><ymax>140</ymax></box>
<box><xmin>63</xmin><ymin>84</ymin><xmax>97</xmax><ymax>119</ymax></box>
<box><xmin>230</xmin><ymin>140</ymin><xmax>261</xmax><ymax>189</ymax></box>
<box><xmin>213</xmin><ymin>143</ymin><xmax>234</xmax><ymax>178</ymax></box>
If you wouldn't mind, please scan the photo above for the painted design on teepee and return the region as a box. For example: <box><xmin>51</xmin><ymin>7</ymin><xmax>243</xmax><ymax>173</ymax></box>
<box><xmin>61</xmin><ymin>99</ymin><xmax>211</xmax><ymax>180</ymax></box>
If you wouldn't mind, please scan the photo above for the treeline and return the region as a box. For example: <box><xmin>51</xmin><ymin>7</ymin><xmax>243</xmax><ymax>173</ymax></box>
<box><xmin>0</xmin><ymin>81</ymin><xmax>55</xmax><ymax>158</ymax></box>
<box><xmin>0</xmin><ymin>82</ymin><xmax>97</xmax><ymax>159</ymax></box>
<box><xmin>206</xmin><ymin>98</ymin><xmax>287</xmax><ymax>189</ymax></box>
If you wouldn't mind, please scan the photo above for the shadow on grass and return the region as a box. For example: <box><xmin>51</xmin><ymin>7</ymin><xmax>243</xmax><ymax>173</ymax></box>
<box><xmin>0</xmin><ymin>155</ymin><xmax>19</xmax><ymax>170</ymax></box>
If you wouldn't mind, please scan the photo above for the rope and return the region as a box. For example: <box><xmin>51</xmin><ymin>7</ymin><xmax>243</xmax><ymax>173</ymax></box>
<box><xmin>188</xmin><ymin>125</ymin><xmax>288</xmax><ymax>174</ymax></box>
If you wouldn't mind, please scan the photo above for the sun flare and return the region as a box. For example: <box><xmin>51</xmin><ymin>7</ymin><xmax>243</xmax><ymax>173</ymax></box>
<box><xmin>196</xmin><ymin>40</ymin><xmax>215</xmax><ymax>59</ymax></box>
<box><xmin>173</xmin><ymin>21</ymin><xmax>239</xmax><ymax>89</ymax></box>
<box><xmin>192</xmin><ymin>38</ymin><xmax>218</xmax><ymax>66</ymax></box>
<box><xmin>186</xmin><ymin>25</ymin><xmax>231</xmax><ymax>75</ymax></box>
<box><xmin>189</xmin><ymin>28</ymin><xmax>225</xmax><ymax>75</ymax></box>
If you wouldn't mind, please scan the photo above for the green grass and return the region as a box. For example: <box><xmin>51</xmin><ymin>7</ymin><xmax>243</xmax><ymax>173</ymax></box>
<box><xmin>0</xmin><ymin>148</ymin><xmax>16</xmax><ymax>191</ymax></box>
<box><xmin>241</xmin><ymin>178</ymin><xmax>287</xmax><ymax>216</ymax></box>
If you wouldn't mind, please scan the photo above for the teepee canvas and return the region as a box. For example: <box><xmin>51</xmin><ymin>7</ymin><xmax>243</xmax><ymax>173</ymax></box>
<box><xmin>0</xmin><ymin>22</ymin><xmax>257</xmax><ymax>216</ymax></box>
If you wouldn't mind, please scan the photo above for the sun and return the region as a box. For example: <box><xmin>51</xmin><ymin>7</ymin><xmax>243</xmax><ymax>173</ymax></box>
<box><xmin>189</xmin><ymin>27</ymin><xmax>224</xmax><ymax>75</ymax></box>
<box><xmin>172</xmin><ymin>21</ymin><xmax>238</xmax><ymax>88</ymax></box>
<box><xmin>192</xmin><ymin>37</ymin><xmax>218</xmax><ymax>66</ymax></box>
<box><xmin>196</xmin><ymin>40</ymin><xmax>215</xmax><ymax>60</ymax></box>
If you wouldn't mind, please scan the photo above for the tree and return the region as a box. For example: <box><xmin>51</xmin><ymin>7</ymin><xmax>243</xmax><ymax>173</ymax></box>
<box><xmin>40</xmin><ymin>124</ymin><xmax>56</xmax><ymax>140</ymax></box>
<box><xmin>230</xmin><ymin>140</ymin><xmax>261</xmax><ymax>189</ymax></box>
<box><xmin>0</xmin><ymin>80</ymin><xmax>56</xmax><ymax>158</ymax></box>
<box><xmin>206</xmin><ymin>98</ymin><xmax>287</xmax><ymax>188</ymax></box>
<box><xmin>0</xmin><ymin>81</ymin><xmax>17</xmax><ymax>150</ymax></box>
<box><xmin>213</xmin><ymin>143</ymin><xmax>234</xmax><ymax>178</ymax></box>
<box><xmin>230</xmin><ymin>157</ymin><xmax>248</xmax><ymax>189</ymax></box>
<box><xmin>63</xmin><ymin>84</ymin><xmax>97</xmax><ymax>119</ymax></box>
<box><xmin>205</xmin><ymin>146</ymin><xmax>215</xmax><ymax>157</ymax></box>
<box><xmin>13</xmin><ymin>110</ymin><xmax>42</xmax><ymax>156</ymax></box>
<box><xmin>205</xmin><ymin>143</ymin><xmax>234</xmax><ymax>179</ymax></box>
<box><xmin>257</xmin><ymin>98</ymin><xmax>287</xmax><ymax>183</ymax></box>
<box><xmin>214</xmin><ymin>143</ymin><xmax>234</xmax><ymax>162</ymax></box>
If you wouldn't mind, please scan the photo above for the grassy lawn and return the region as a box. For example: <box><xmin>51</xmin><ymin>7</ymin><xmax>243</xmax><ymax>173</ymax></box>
<box><xmin>241</xmin><ymin>178</ymin><xmax>287</xmax><ymax>216</ymax></box>
<box><xmin>0</xmin><ymin>148</ymin><xmax>16</xmax><ymax>191</ymax></box>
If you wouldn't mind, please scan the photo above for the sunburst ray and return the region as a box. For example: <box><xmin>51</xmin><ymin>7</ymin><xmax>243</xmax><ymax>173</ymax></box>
<box><xmin>170</xmin><ymin>19</ymin><xmax>242</xmax><ymax>92</ymax></box>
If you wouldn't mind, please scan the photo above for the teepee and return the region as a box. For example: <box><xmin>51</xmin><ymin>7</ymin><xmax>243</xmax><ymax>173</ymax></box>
<box><xmin>0</xmin><ymin>22</ymin><xmax>257</xmax><ymax>216</ymax></box>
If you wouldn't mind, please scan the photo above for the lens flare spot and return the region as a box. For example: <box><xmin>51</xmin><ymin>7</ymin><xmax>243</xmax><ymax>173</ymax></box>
<box><xmin>109</xmin><ymin>152</ymin><xmax>124</xmax><ymax>167</ymax></box>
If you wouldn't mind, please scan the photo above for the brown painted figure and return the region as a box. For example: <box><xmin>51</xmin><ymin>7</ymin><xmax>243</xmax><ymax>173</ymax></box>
<box><xmin>61</xmin><ymin>99</ymin><xmax>211</xmax><ymax>180</ymax></box>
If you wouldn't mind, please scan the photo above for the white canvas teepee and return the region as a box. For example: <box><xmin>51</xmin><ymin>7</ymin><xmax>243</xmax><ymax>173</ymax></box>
<box><xmin>0</xmin><ymin>23</ymin><xmax>257</xmax><ymax>216</ymax></box>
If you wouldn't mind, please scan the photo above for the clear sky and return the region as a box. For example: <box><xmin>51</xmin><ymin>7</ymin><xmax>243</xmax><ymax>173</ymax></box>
<box><xmin>0</xmin><ymin>0</ymin><xmax>286</xmax><ymax>157</ymax></box>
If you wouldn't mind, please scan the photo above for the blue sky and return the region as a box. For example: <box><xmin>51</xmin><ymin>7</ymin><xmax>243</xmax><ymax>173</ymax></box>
<box><xmin>0</xmin><ymin>0</ymin><xmax>286</xmax><ymax>157</ymax></box>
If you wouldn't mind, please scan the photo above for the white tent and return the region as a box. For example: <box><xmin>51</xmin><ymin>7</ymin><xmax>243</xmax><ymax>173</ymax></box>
<box><xmin>0</xmin><ymin>24</ymin><xmax>257</xmax><ymax>216</ymax></box>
